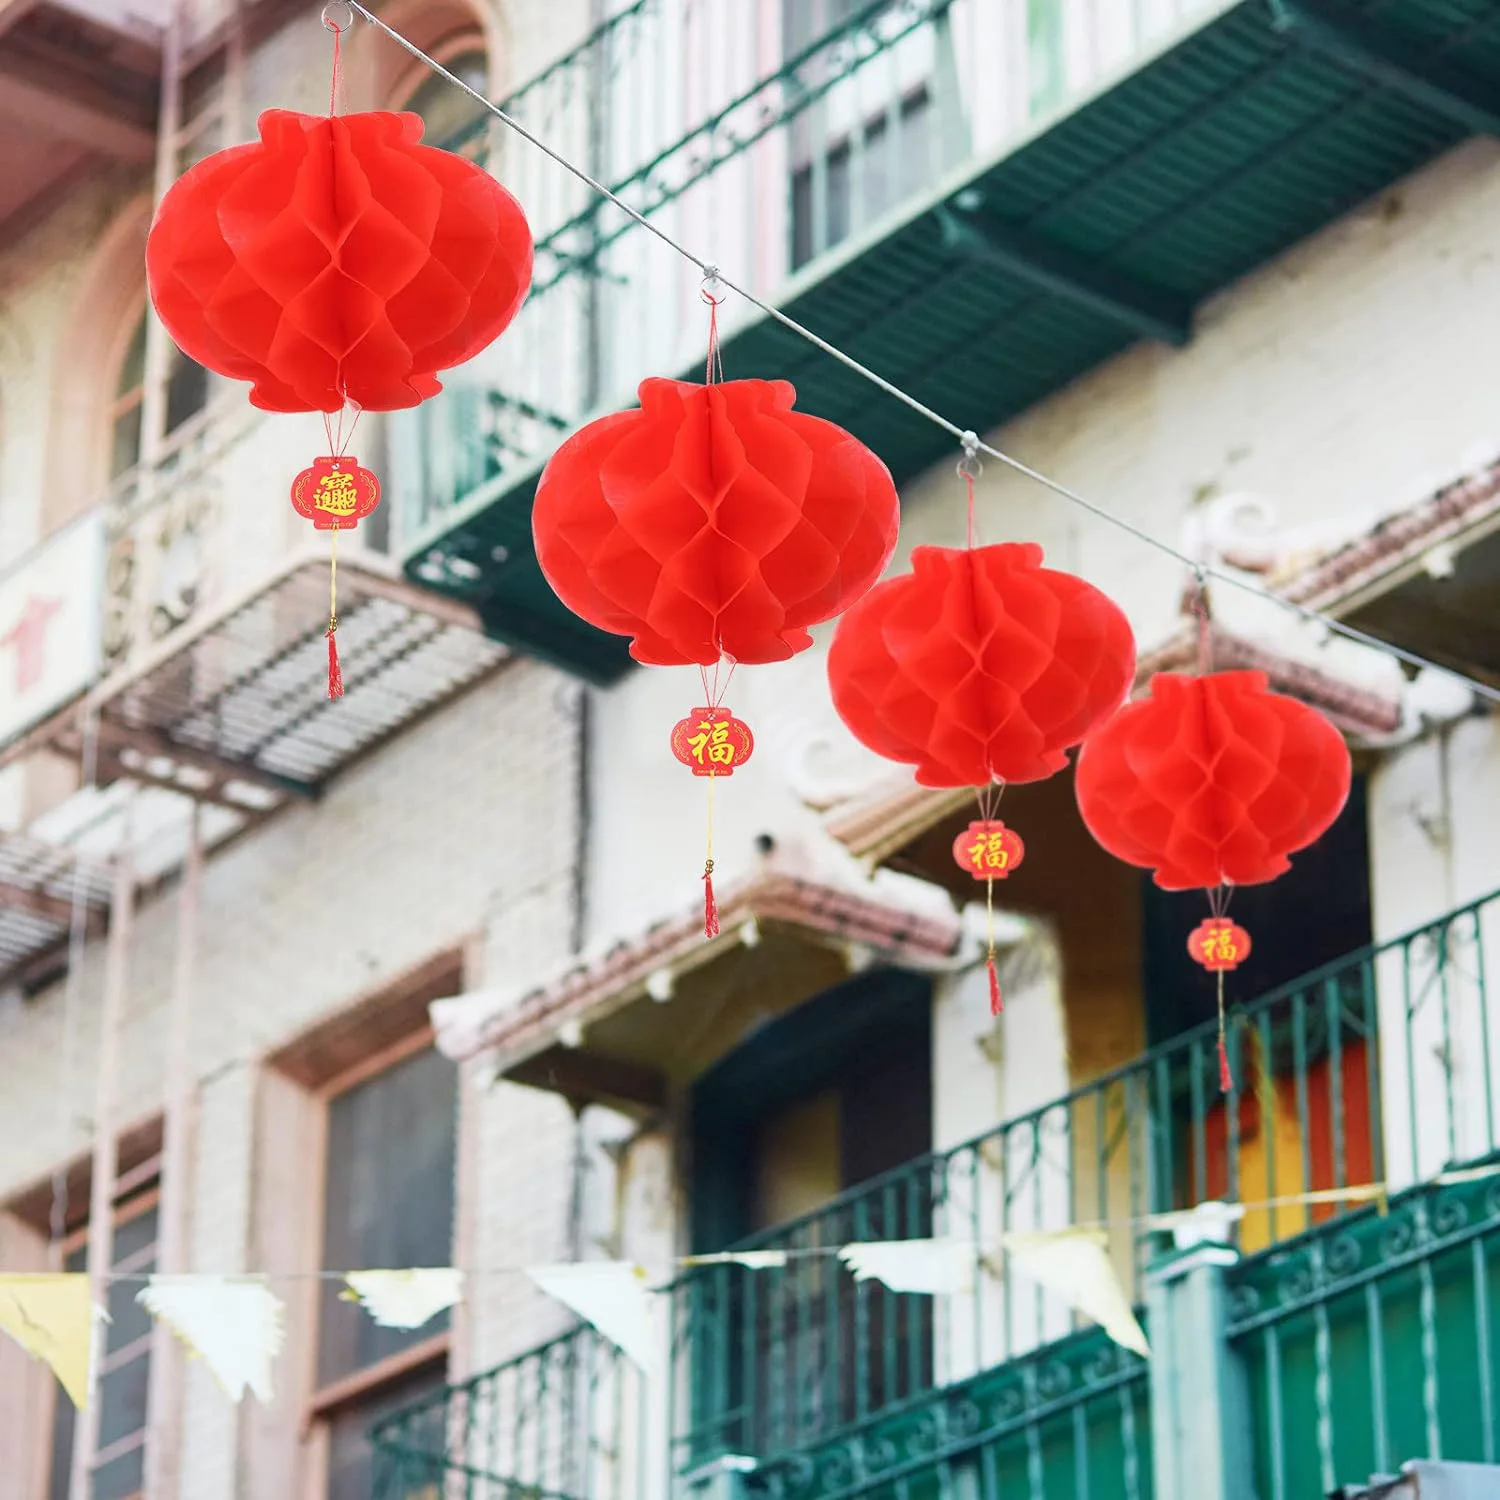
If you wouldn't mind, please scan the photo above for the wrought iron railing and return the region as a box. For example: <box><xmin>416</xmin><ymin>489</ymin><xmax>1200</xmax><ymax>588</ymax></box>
<box><xmin>397</xmin><ymin>0</ymin><xmax>1230</xmax><ymax>568</ymax></box>
<box><xmin>369</xmin><ymin>1322</ymin><xmax>645</xmax><ymax>1500</ymax></box>
<box><xmin>1227</xmin><ymin>1163</ymin><xmax>1500</xmax><ymax>1494</ymax></box>
<box><xmin>669</xmin><ymin>890</ymin><xmax>1500</xmax><ymax>1469</ymax></box>
<box><xmin>376</xmin><ymin>893</ymin><xmax>1500</xmax><ymax>1498</ymax></box>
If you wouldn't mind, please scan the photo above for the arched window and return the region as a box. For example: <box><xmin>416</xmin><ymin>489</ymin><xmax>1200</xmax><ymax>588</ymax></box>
<box><xmin>107</xmin><ymin>308</ymin><xmax>210</xmax><ymax>481</ymax></box>
<box><xmin>402</xmin><ymin>45</ymin><xmax>488</xmax><ymax>156</ymax></box>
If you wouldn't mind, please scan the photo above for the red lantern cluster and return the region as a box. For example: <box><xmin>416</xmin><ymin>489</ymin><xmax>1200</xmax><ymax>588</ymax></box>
<box><xmin>147</xmin><ymin>109</ymin><xmax>533</xmax><ymax>413</ymax></box>
<box><xmin>1074</xmin><ymin>670</ymin><xmax>1351</xmax><ymax>892</ymax></box>
<box><xmin>827</xmin><ymin>542</ymin><xmax>1136</xmax><ymax>788</ymax></box>
<box><xmin>532</xmin><ymin>377</ymin><xmax>900</xmax><ymax>667</ymax></box>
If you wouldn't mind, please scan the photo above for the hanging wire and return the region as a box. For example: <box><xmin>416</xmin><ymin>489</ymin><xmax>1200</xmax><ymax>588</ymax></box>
<box><xmin>341</xmin><ymin>0</ymin><xmax>1500</xmax><ymax>711</ymax></box>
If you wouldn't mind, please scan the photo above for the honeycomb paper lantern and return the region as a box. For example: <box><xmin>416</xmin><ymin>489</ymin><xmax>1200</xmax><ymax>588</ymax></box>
<box><xmin>1074</xmin><ymin>670</ymin><xmax>1352</xmax><ymax>892</ymax></box>
<box><xmin>826</xmin><ymin>542</ymin><xmax>1136</xmax><ymax>788</ymax></box>
<box><xmin>532</xmin><ymin>377</ymin><xmax>900</xmax><ymax>667</ymax></box>
<box><xmin>146</xmin><ymin>109</ymin><xmax>534</xmax><ymax>413</ymax></box>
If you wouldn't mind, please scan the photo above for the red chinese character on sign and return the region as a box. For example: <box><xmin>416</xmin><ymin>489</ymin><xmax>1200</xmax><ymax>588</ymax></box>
<box><xmin>1188</xmin><ymin>917</ymin><xmax>1252</xmax><ymax>973</ymax></box>
<box><xmin>289</xmin><ymin>455</ymin><xmax>382</xmax><ymax>531</ymax></box>
<box><xmin>951</xmin><ymin>820</ymin><xmax>1026</xmax><ymax>880</ymax></box>
<box><xmin>1</xmin><ymin>594</ymin><xmax>62</xmax><ymax>694</ymax></box>
<box><xmin>670</xmin><ymin>706</ymin><xmax>754</xmax><ymax>777</ymax></box>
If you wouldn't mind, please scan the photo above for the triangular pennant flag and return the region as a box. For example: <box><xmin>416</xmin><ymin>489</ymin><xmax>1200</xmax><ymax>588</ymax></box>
<box><xmin>138</xmin><ymin>1275</ymin><xmax>285</xmax><ymax>1402</ymax></box>
<box><xmin>0</xmin><ymin>1274</ymin><xmax>99</xmax><ymax>1409</ymax></box>
<box><xmin>680</xmin><ymin>1250</ymin><xmax>788</xmax><ymax>1270</ymax></box>
<box><xmin>527</xmin><ymin>1262</ymin><xmax>657</xmax><ymax>1372</ymax></box>
<box><xmin>343</xmin><ymin>1269</ymin><xmax>464</xmax><ymax>1330</ymax></box>
<box><xmin>838</xmin><ymin>1239</ymin><xmax>976</xmax><ymax>1296</ymax></box>
<box><xmin>1003</xmin><ymin>1229</ymin><xmax>1149</xmax><ymax>1357</ymax></box>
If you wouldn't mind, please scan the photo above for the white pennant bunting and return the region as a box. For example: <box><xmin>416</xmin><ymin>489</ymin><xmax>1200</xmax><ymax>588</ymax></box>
<box><xmin>1003</xmin><ymin>1230</ymin><xmax>1149</xmax><ymax>1357</ymax></box>
<box><xmin>343</xmin><ymin>1269</ymin><xmax>465</xmax><ymax>1330</ymax></box>
<box><xmin>839</xmin><ymin>1239</ymin><xmax>977</xmax><ymax>1296</ymax></box>
<box><xmin>138</xmin><ymin>1275</ymin><xmax>285</xmax><ymax>1402</ymax></box>
<box><xmin>527</xmin><ymin>1262</ymin><xmax>658</xmax><ymax>1372</ymax></box>
<box><xmin>681</xmin><ymin>1250</ymin><xmax>788</xmax><ymax>1270</ymax></box>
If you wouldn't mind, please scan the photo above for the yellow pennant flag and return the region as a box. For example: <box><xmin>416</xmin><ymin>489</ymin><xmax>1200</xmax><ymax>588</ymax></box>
<box><xmin>0</xmin><ymin>1274</ymin><xmax>98</xmax><ymax>1409</ymax></box>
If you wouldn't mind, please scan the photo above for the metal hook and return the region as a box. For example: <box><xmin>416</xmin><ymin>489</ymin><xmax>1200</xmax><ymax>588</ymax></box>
<box><xmin>700</xmin><ymin>264</ymin><xmax>723</xmax><ymax>306</ymax></box>
<box><xmin>956</xmin><ymin>430</ymin><xmax>982</xmax><ymax>480</ymax></box>
<box><xmin>322</xmin><ymin>1</ymin><xmax>354</xmax><ymax>33</ymax></box>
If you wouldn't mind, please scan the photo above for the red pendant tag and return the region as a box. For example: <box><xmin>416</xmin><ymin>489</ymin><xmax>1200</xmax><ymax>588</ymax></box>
<box><xmin>1189</xmin><ymin>917</ymin><xmax>1252</xmax><ymax>972</ymax></box>
<box><xmin>290</xmin><ymin>455</ymin><xmax>381</xmax><ymax>531</ymax></box>
<box><xmin>670</xmin><ymin>707</ymin><xmax>754</xmax><ymax>777</ymax></box>
<box><xmin>952</xmin><ymin>819</ymin><xmax>1025</xmax><ymax>880</ymax></box>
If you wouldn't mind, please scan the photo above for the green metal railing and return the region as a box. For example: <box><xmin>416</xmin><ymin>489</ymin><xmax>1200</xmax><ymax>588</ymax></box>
<box><xmin>1228</xmin><ymin>1162</ymin><xmax>1500</xmax><ymax>1496</ymax></box>
<box><xmin>372</xmin><ymin>891</ymin><xmax>1500</xmax><ymax>1498</ymax></box>
<box><xmin>669</xmin><ymin>890</ymin><xmax>1500</xmax><ymax>1470</ymax></box>
<box><xmin>369</xmin><ymin>1323</ymin><xmax>643</xmax><ymax>1500</ymax></box>
<box><xmin>396</xmin><ymin>0</ymin><xmax>1226</xmax><ymax>564</ymax></box>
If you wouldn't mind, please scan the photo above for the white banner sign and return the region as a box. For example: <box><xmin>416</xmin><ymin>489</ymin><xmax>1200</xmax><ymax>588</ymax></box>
<box><xmin>0</xmin><ymin>513</ymin><xmax>105</xmax><ymax>741</ymax></box>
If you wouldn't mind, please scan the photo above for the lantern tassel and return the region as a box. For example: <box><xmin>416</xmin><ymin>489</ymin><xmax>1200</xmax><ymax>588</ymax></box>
<box><xmin>326</xmin><ymin>527</ymin><xmax>344</xmax><ymax>701</ymax></box>
<box><xmin>986</xmin><ymin>875</ymin><xmax>1002</xmax><ymax>1014</ymax></box>
<box><xmin>1217</xmin><ymin>970</ymin><xmax>1232</xmax><ymax>1093</ymax></box>
<box><xmin>703</xmin><ymin>771</ymin><xmax>720</xmax><ymax>938</ymax></box>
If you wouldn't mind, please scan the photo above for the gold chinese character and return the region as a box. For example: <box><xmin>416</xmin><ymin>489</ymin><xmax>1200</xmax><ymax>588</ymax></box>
<box><xmin>1203</xmin><ymin>930</ymin><xmax>1237</xmax><ymax>962</ymax></box>
<box><xmin>687</xmin><ymin>717</ymin><xmax>737</xmax><ymax>767</ymax></box>
<box><xmin>968</xmin><ymin>832</ymin><xmax>1010</xmax><ymax>871</ymax></box>
<box><xmin>314</xmin><ymin>470</ymin><xmax>359</xmax><ymax>515</ymax></box>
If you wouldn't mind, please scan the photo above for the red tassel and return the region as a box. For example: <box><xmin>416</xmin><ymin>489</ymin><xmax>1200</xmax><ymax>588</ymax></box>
<box><xmin>326</xmin><ymin>621</ymin><xmax>344</xmax><ymax>701</ymax></box>
<box><xmin>703</xmin><ymin>860</ymin><xmax>719</xmax><ymax>938</ymax></box>
<box><xmin>987</xmin><ymin>953</ymin><xmax>1002</xmax><ymax>1014</ymax></box>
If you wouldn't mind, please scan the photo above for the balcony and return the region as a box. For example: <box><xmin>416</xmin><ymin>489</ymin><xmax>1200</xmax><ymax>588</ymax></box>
<box><xmin>0</xmin><ymin>401</ymin><xmax>508</xmax><ymax>982</ymax></box>
<box><xmin>373</xmin><ymin>890</ymin><xmax>1500</xmax><ymax>1498</ymax></box>
<box><xmin>396</xmin><ymin>0</ymin><xmax>1500</xmax><ymax>682</ymax></box>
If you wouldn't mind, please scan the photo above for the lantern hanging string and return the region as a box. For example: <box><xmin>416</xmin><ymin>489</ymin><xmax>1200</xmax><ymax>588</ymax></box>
<box><xmin>342</xmin><ymin>0</ymin><xmax>1500</xmax><ymax>711</ymax></box>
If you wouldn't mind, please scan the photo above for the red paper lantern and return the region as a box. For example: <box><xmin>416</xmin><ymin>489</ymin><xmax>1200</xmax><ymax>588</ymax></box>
<box><xmin>532</xmin><ymin>377</ymin><xmax>900</xmax><ymax>667</ymax></box>
<box><xmin>146</xmin><ymin>109</ymin><xmax>533</xmax><ymax>413</ymax></box>
<box><xmin>827</xmin><ymin>542</ymin><xmax>1136</xmax><ymax>788</ymax></box>
<box><xmin>952</xmin><ymin>820</ymin><xmax>1025</xmax><ymax>880</ymax></box>
<box><xmin>670</xmin><ymin>707</ymin><xmax>754</xmax><ymax>778</ymax></box>
<box><xmin>1189</xmin><ymin>917</ymin><xmax>1252</xmax><ymax>973</ymax></box>
<box><xmin>290</xmin><ymin>455</ymin><xmax>380</xmax><ymax>531</ymax></box>
<box><xmin>1074</xmin><ymin>670</ymin><xmax>1351</xmax><ymax>892</ymax></box>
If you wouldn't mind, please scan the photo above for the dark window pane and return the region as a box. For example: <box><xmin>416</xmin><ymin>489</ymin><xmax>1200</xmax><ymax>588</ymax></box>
<box><xmin>317</xmin><ymin>1046</ymin><xmax>457</xmax><ymax>1385</ymax></box>
<box><xmin>116</xmin><ymin>315</ymin><xmax>147</xmax><ymax>398</ymax></box>
<box><xmin>104</xmin><ymin>1271</ymin><xmax>154</xmax><ymax>1354</ymax></box>
<box><xmin>164</xmin><ymin>355</ymin><xmax>209</xmax><ymax>434</ymax></box>
<box><xmin>405</xmin><ymin>49</ymin><xmax>487</xmax><ymax>153</ymax></box>
<box><xmin>48</xmin><ymin>1382</ymin><xmax>75</xmax><ymax>1500</ymax></box>
<box><xmin>93</xmin><ymin>1441</ymin><xmax>145</xmax><ymax>1500</ymax></box>
<box><xmin>97</xmin><ymin>1354</ymin><xmax>151</xmax><ymax>1451</ymax></box>
<box><xmin>111</xmin><ymin>1205</ymin><xmax>158</xmax><ymax>1267</ymax></box>
<box><xmin>784</xmin><ymin>0</ymin><xmax>861</xmax><ymax>55</ymax></box>
<box><xmin>110</xmin><ymin>407</ymin><xmax>142</xmax><ymax>480</ymax></box>
<box><xmin>328</xmin><ymin>1363</ymin><xmax>448</xmax><ymax>1500</ymax></box>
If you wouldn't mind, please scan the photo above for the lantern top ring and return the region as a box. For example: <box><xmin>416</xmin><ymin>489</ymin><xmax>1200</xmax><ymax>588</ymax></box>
<box><xmin>322</xmin><ymin>1</ymin><xmax>354</xmax><ymax>32</ymax></box>
<box><xmin>957</xmin><ymin>430</ymin><xmax>982</xmax><ymax>480</ymax></box>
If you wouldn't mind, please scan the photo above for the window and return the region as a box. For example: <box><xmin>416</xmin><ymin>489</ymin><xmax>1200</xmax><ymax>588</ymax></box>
<box><xmin>782</xmin><ymin>1</ymin><xmax>937</xmax><ymax>269</ymax></box>
<box><xmin>310</xmin><ymin>1040</ymin><xmax>459</xmax><ymax>1500</ymax></box>
<box><xmin>107</xmin><ymin>309</ymin><xmax>210</xmax><ymax>482</ymax></box>
<box><xmin>47</xmin><ymin>1181</ymin><xmax>160</xmax><ymax>1500</ymax></box>
<box><xmin>403</xmin><ymin>47</ymin><xmax>488</xmax><ymax>156</ymax></box>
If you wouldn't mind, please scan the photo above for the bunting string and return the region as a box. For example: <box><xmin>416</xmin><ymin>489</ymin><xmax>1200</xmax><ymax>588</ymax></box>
<box><xmin>344</xmin><ymin>0</ymin><xmax>1500</xmax><ymax>711</ymax></box>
